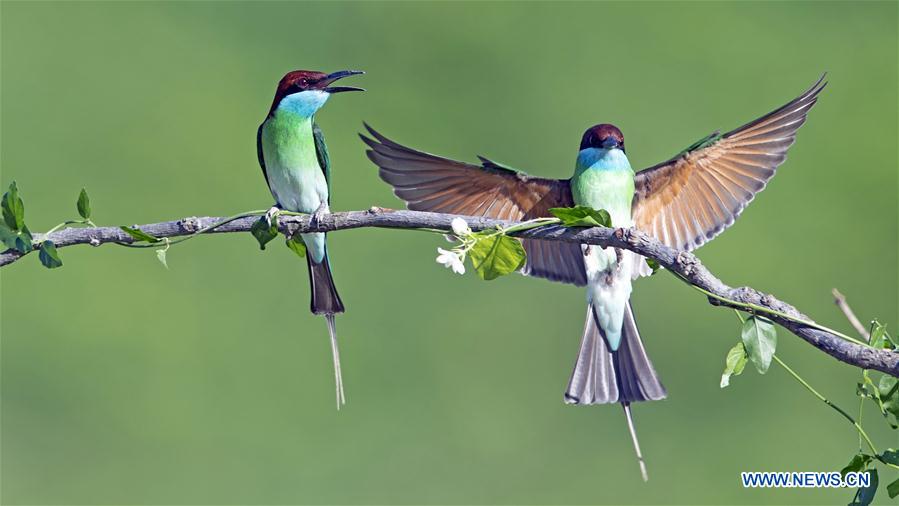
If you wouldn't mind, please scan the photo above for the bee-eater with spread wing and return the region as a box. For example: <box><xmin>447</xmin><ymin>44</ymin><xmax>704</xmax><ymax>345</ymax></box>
<box><xmin>258</xmin><ymin>69</ymin><xmax>364</xmax><ymax>408</ymax></box>
<box><xmin>362</xmin><ymin>75</ymin><xmax>826</xmax><ymax>477</ymax></box>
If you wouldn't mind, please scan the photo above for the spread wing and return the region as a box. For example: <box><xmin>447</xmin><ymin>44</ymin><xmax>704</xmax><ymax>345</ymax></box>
<box><xmin>361</xmin><ymin>124</ymin><xmax>587</xmax><ymax>286</ymax></box>
<box><xmin>632</xmin><ymin>75</ymin><xmax>826</xmax><ymax>256</ymax></box>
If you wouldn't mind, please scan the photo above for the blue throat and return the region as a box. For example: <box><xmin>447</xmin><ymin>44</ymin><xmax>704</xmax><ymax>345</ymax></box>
<box><xmin>576</xmin><ymin>148</ymin><xmax>632</xmax><ymax>172</ymax></box>
<box><xmin>276</xmin><ymin>90</ymin><xmax>330</xmax><ymax>118</ymax></box>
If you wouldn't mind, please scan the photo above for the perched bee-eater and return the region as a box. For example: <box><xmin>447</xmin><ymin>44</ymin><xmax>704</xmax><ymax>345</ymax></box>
<box><xmin>258</xmin><ymin>69</ymin><xmax>364</xmax><ymax>408</ymax></box>
<box><xmin>362</xmin><ymin>75</ymin><xmax>825</xmax><ymax>478</ymax></box>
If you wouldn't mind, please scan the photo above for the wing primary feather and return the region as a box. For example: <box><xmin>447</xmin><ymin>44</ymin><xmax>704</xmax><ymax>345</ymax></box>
<box><xmin>631</xmin><ymin>75</ymin><xmax>825</xmax><ymax>256</ymax></box>
<box><xmin>362</xmin><ymin>124</ymin><xmax>585</xmax><ymax>286</ymax></box>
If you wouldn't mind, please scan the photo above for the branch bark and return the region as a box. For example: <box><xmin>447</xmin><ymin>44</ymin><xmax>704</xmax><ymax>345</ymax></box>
<box><xmin>3</xmin><ymin>207</ymin><xmax>897</xmax><ymax>377</ymax></box>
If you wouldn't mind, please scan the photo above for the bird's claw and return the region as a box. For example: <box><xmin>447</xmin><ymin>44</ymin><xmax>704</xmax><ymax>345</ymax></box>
<box><xmin>310</xmin><ymin>204</ymin><xmax>329</xmax><ymax>230</ymax></box>
<box><xmin>265</xmin><ymin>206</ymin><xmax>281</xmax><ymax>227</ymax></box>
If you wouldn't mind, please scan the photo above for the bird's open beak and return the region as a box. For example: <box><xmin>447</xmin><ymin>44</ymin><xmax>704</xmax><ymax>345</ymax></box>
<box><xmin>322</xmin><ymin>70</ymin><xmax>365</xmax><ymax>93</ymax></box>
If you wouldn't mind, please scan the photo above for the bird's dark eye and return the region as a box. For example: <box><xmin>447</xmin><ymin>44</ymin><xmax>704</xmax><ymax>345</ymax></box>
<box><xmin>300</xmin><ymin>79</ymin><xmax>308</xmax><ymax>86</ymax></box>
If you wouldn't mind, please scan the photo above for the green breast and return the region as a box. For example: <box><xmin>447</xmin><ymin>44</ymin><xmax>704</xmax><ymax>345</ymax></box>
<box><xmin>260</xmin><ymin>110</ymin><xmax>327</xmax><ymax>213</ymax></box>
<box><xmin>571</xmin><ymin>168</ymin><xmax>635</xmax><ymax>227</ymax></box>
<box><xmin>261</xmin><ymin>111</ymin><xmax>318</xmax><ymax>169</ymax></box>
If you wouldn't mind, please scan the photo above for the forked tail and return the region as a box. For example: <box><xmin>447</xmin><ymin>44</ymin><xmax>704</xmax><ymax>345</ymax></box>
<box><xmin>564</xmin><ymin>301</ymin><xmax>666</xmax><ymax>404</ymax></box>
<box><xmin>564</xmin><ymin>301</ymin><xmax>665</xmax><ymax>479</ymax></box>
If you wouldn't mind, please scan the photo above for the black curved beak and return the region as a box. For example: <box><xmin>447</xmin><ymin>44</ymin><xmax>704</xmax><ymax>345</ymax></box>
<box><xmin>601</xmin><ymin>137</ymin><xmax>622</xmax><ymax>150</ymax></box>
<box><xmin>322</xmin><ymin>70</ymin><xmax>365</xmax><ymax>93</ymax></box>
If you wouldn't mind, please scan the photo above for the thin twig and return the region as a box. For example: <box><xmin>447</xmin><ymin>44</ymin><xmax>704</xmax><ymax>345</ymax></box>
<box><xmin>832</xmin><ymin>289</ymin><xmax>871</xmax><ymax>342</ymax></box>
<box><xmin>771</xmin><ymin>355</ymin><xmax>899</xmax><ymax>472</ymax></box>
<box><xmin>833</xmin><ymin>288</ymin><xmax>875</xmax><ymax>453</ymax></box>
<box><xmin>2</xmin><ymin>207</ymin><xmax>897</xmax><ymax>377</ymax></box>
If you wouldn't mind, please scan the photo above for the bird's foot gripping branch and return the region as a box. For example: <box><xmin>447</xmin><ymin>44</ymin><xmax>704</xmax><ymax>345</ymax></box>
<box><xmin>3</xmin><ymin>182</ymin><xmax>899</xmax><ymax>503</ymax></box>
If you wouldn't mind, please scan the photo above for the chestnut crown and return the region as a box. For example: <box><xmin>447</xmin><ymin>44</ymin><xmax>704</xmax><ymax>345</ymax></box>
<box><xmin>268</xmin><ymin>69</ymin><xmax>364</xmax><ymax>114</ymax></box>
<box><xmin>580</xmin><ymin>124</ymin><xmax>625</xmax><ymax>152</ymax></box>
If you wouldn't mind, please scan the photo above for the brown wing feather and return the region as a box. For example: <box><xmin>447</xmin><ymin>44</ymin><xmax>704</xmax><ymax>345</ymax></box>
<box><xmin>362</xmin><ymin>124</ymin><xmax>587</xmax><ymax>286</ymax></box>
<box><xmin>632</xmin><ymin>75</ymin><xmax>826</xmax><ymax>256</ymax></box>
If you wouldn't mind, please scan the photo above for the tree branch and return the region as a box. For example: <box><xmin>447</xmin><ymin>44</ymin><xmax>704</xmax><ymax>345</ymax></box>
<box><xmin>3</xmin><ymin>207</ymin><xmax>897</xmax><ymax>377</ymax></box>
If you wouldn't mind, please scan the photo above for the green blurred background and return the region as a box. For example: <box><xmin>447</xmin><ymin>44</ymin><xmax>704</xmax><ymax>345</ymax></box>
<box><xmin>1</xmin><ymin>1</ymin><xmax>896</xmax><ymax>504</ymax></box>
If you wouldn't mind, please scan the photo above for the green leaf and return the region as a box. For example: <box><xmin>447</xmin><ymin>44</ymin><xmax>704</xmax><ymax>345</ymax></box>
<box><xmin>869</xmin><ymin>322</ymin><xmax>889</xmax><ymax>351</ymax></box>
<box><xmin>880</xmin><ymin>449</ymin><xmax>899</xmax><ymax>465</ymax></box>
<box><xmin>250</xmin><ymin>217</ymin><xmax>278</xmax><ymax>250</ymax></box>
<box><xmin>646</xmin><ymin>258</ymin><xmax>661</xmax><ymax>274</ymax></box>
<box><xmin>0</xmin><ymin>223</ymin><xmax>32</xmax><ymax>252</ymax></box>
<box><xmin>879</xmin><ymin>375</ymin><xmax>898</xmax><ymax>403</ymax></box>
<box><xmin>870</xmin><ymin>320</ymin><xmax>897</xmax><ymax>349</ymax></box>
<box><xmin>469</xmin><ymin>232</ymin><xmax>527</xmax><ymax>281</ymax></box>
<box><xmin>720</xmin><ymin>342</ymin><xmax>749</xmax><ymax>388</ymax></box>
<box><xmin>38</xmin><ymin>240</ymin><xmax>62</xmax><ymax>269</ymax></box>
<box><xmin>14</xmin><ymin>237</ymin><xmax>31</xmax><ymax>253</ymax></box>
<box><xmin>0</xmin><ymin>224</ymin><xmax>17</xmax><ymax>249</ymax></box>
<box><xmin>2</xmin><ymin>181</ymin><xmax>25</xmax><ymax>231</ymax></box>
<box><xmin>741</xmin><ymin>315</ymin><xmax>777</xmax><ymax>374</ymax></box>
<box><xmin>878</xmin><ymin>375</ymin><xmax>899</xmax><ymax>417</ymax></box>
<box><xmin>76</xmin><ymin>188</ymin><xmax>91</xmax><ymax>219</ymax></box>
<box><xmin>120</xmin><ymin>225</ymin><xmax>161</xmax><ymax>243</ymax></box>
<box><xmin>285</xmin><ymin>236</ymin><xmax>307</xmax><ymax>258</ymax></box>
<box><xmin>549</xmin><ymin>206</ymin><xmax>612</xmax><ymax>228</ymax></box>
<box><xmin>15</xmin><ymin>225</ymin><xmax>33</xmax><ymax>253</ymax></box>
<box><xmin>885</xmin><ymin>332</ymin><xmax>899</xmax><ymax>350</ymax></box>
<box><xmin>841</xmin><ymin>454</ymin><xmax>873</xmax><ymax>479</ymax></box>
<box><xmin>888</xmin><ymin>476</ymin><xmax>899</xmax><ymax>499</ymax></box>
<box><xmin>155</xmin><ymin>248</ymin><xmax>168</xmax><ymax>269</ymax></box>
<box><xmin>850</xmin><ymin>468</ymin><xmax>877</xmax><ymax>506</ymax></box>
<box><xmin>860</xmin><ymin>373</ymin><xmax>899</xmax><ymax>429</ymax></box>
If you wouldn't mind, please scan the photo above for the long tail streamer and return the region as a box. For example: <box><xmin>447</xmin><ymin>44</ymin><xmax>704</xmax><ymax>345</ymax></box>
<box><xmin>622</xmin><ymin>402</ymin><xmax>648</xmax><ymax>481</ymax></box>
<box><xmin>325</xmin><ymin>314</ymin><xmax>345</xmax><ymax>409</ymax></box>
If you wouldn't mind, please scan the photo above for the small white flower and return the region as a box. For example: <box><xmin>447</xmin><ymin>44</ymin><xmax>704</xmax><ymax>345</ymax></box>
<box><xmin>451</xmin><ymin>217</ymin><xmax>472</xmax><ymax>237</ymax></box>
<box><xmin>436</xmin><ymin>248</ymin><xmax>455</xmax><ymax>266</ymax></box>
<box><xmin>448</xmin><ymin>257</ymin><xmax>465</xmax><ymax>275</ymax></box>
<box><xmin>436</xmin><ymin>247</ymin><xmax>466</xmax><ymax>275</ymax></box>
